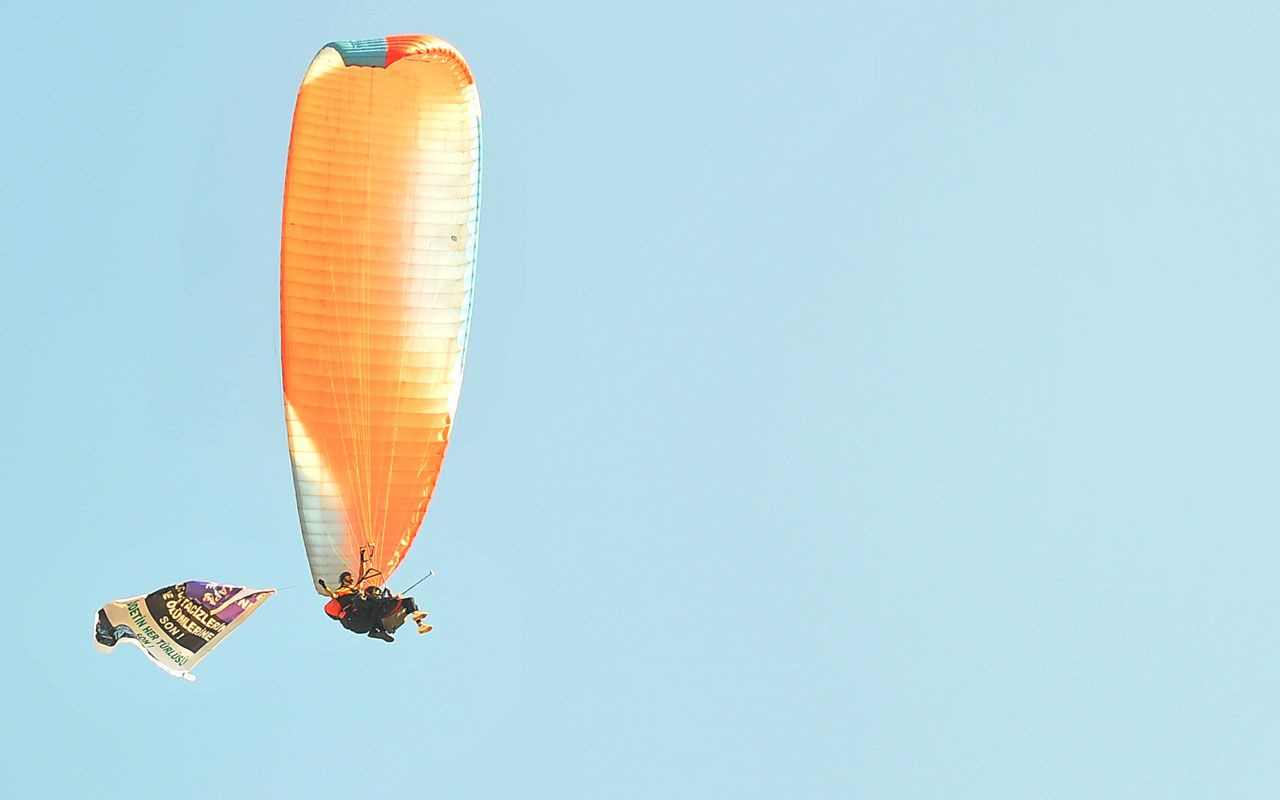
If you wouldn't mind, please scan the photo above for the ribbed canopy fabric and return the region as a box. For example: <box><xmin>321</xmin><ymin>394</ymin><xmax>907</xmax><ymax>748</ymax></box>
<box><xmin>280</xmin><ymin>36</ymin><xmax>481</xmax><ymax>592</ymax></box>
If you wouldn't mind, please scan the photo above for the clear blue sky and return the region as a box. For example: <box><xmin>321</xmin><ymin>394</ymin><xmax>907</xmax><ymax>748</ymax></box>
<box><xmin>2</xmin><ymin>2</ymin><xmax>1277</xmax><ymax>797</ymax></box>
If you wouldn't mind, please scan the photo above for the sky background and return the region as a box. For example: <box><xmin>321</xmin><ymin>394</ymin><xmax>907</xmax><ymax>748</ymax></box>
<box><xmin>2</xmin><ymin>1</ymin><xmax>1277</xmax><ymax>797</ymax></box>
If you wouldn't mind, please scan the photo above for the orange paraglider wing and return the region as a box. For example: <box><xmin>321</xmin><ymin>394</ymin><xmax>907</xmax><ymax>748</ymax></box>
<box><xmin>280</xmin><ymin>36</ymin><xmax>481</xmax><ymax>592</ymax></box>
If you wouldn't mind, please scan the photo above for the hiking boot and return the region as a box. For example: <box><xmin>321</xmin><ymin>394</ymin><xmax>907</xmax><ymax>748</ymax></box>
<box><xmin>417</xmin><ymin>623</ymin><xmax>434</xmax><ymax>635</ymax></box>
<box><xmin>411</xmin><ymin>611</ymin><xmax>428</xmax><ymax>621</ymax></box>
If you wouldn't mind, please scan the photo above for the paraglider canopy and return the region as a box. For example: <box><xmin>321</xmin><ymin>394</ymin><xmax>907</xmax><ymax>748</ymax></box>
<box><xmin>280</xmin><ymin>34</ymin><xmax>482</xmax><ymax>593</ymax></box>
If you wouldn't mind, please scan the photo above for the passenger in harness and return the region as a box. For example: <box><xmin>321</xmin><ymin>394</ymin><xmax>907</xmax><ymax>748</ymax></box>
<box><xmin>363</xmin><ymin>584</ymin><xmax>433</xmax><ymax>640</ymax></box>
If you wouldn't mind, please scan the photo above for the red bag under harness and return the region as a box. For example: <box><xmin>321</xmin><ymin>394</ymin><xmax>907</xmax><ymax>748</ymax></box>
<box><xmin>324</xmin><ymin>598</ymin><xmax>344</xmax><ymax>620</ymax></box>
<box><xmin>325</xmin><ymin>591</ymin><xmax>363</xmax><ymax>620</ymax></box>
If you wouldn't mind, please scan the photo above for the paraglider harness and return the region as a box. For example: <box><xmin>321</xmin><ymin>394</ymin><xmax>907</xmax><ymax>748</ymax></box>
<box><xmin>322</xmin><ymin>545</ymin><xmax>384</xmax><ymax>622</ymax></box>
<box><xmin>320</xmin><ymin>545</ymin><xmax>426</xmax><ymax>640</ymax></box>
<box><xmin>322</xmin><ymin>591</ymin><xmax>359</xmax><ymax>621</ymax></box>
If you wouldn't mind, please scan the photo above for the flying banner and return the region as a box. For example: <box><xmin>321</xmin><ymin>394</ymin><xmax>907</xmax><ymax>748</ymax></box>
<box><xmin>93</xmin><ymin>580</ymin><xmax>274</xmax><ymax>681</ymax></box>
